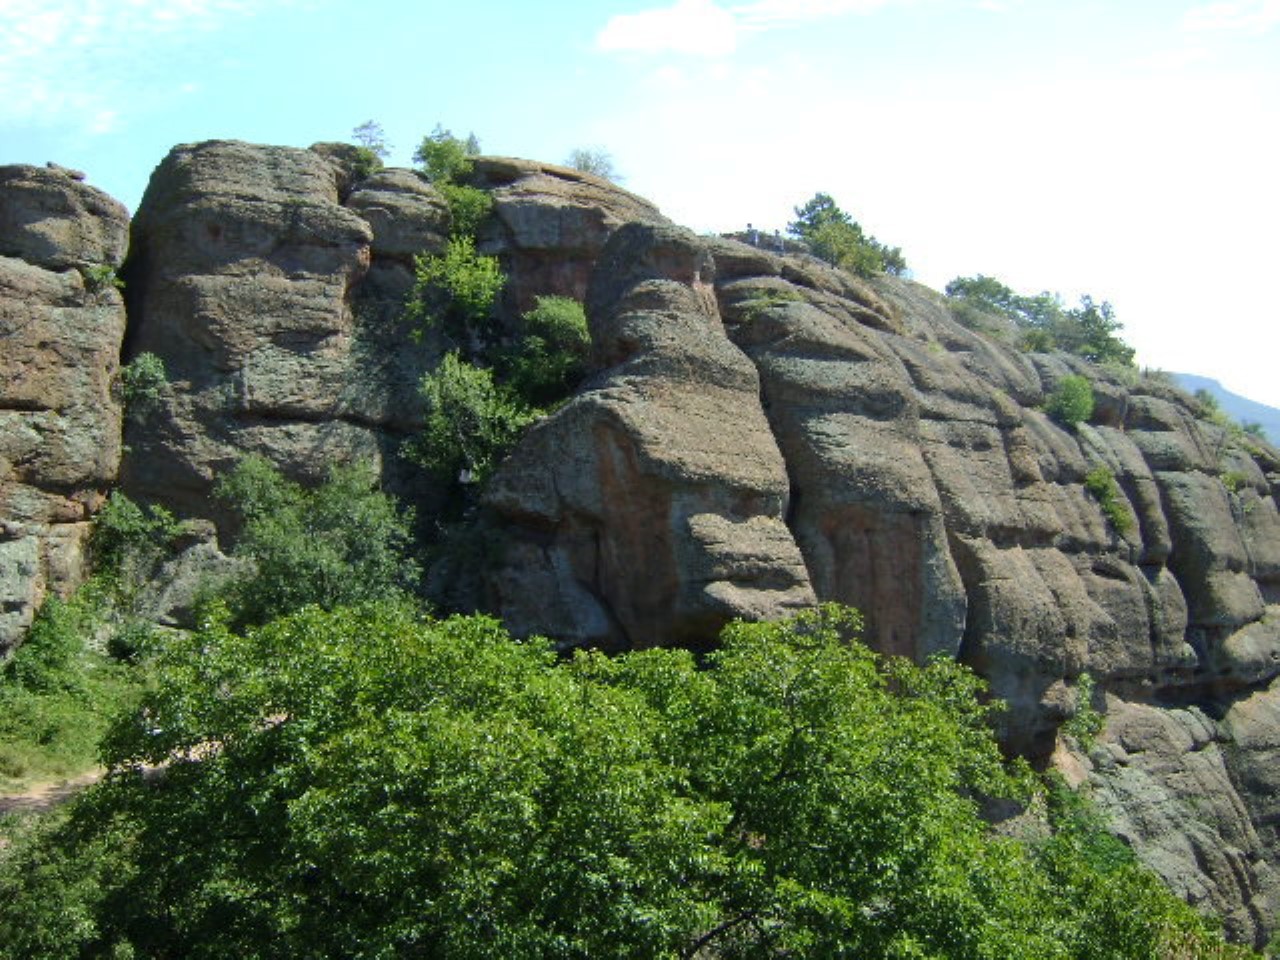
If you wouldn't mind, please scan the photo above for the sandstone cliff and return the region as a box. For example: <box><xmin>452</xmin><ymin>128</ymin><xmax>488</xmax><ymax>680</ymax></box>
<box><xmin>0</xmin><ymin>164</ymin><xmax>129</xmax><ymax>651</ymax></box>
<box><xmin>2</xmin><ymin>141</ymin><xmax>1279</xmax><ymax>946</ymax></box>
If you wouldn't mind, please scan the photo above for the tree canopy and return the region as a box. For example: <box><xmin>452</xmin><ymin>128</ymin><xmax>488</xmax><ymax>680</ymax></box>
<box><xmin>788</xmin><ymin>193</ymin><xmax>907</xmax><ymax>278</ymax></box>
<box><xmin>0</xmin><ymin>604</ymin><xmax>1250</xmax><ymax>959</ymax></box>
<box><xmin>946</xmin><ymin>274</ymin><xmax>1135</xmax><ymax>366</ymax></box>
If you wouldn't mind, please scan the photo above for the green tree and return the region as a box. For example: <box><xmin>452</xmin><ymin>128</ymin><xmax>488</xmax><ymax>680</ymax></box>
<box><xmin>497</xmin><ymin>295</ymin><xmax>591</xmax><ymax>407</ymax></box>
<box><xmin>351</xmin><ymin>119</ymin><xmax>390</xmax><ymax>160</ymax></box>
<box><xmin>405</xmin><ymin>236</ymin><xmax>506</xmax><ymax>345</ymax></box>
<box><xmin>1</xmin><ymin>604</ymin><xmax>1253</xmax><ymax>958</ymax></box>
<box><xmin>946</xmin><ymin>276</ymin><xmax>1134</xmax><ymax>367</ymax></box>
<box><xmin>213</xmin><ymin>456</ymin><xmax>420</xmax><ymax>627</ymax></box>
<box><xmin>788</xmin><ymin>192</ymin><xmax>907</xmax><ymax>277</ymax></box>
<box><xmin>119</xmin><ymin>352</ymin><xmax>168</xmax><ymax>419</ymax></box>
<box><xmin>565</xmin><ymin>147</ymin><xmax>620</xmax><ymax>181</ymax></box>
<box><xmin>1046</xmin><ymin>374</ymin><xmax>1096</xmax><ymax>427</ymax></box>
<box><xmin>414</xmin><ymin>123</ymin><xmax>480</xmax><ymax>183</ymax></box>
<box><xmin>1059</xmin><ymin>296</ymin><xmax>1135</xmax><ymax>366</ymax></box>
<box><xmin>405</xmin><ymin>352</ymin><xmax>537</xmax><ymax>487</ymax></box>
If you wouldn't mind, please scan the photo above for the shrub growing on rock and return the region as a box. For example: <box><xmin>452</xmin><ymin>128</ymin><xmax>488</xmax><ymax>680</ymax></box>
<box><xmin>405</xmin><ymin>237</ymin><xmax>505</xmax><ymax>346</ymax></box>
<box><xmin>788</xmin><ymin>192</ymin><xmax>907</xmax><ymax>277</ymax></box>
<box><xmin>119</xmin><ymin>352</ymin><xmax>167</xmax><ymax>419</ymax></box>
<box><xmin>213</xmin><ymin>456</ymin><xmax>420</xmax><ymax>627</ymax></box>
<box><xmin>1084</xmin><ymin>465</ymin><xmax>1135</xmax><ymax>535</ymax></box>
<box><xmin>413</xmin><ymin>124</ymin><xmax>479</xmax><ymax>183</ymax></box>
<box><xmin>1047</xmin><ymin>374</ymin><xmax>1095</xmax><ymax>427</ymax></box>
<box><xmin>405</xmin><ymin>352</ymin><xmax>537</xmax><ymax>488</ymax></box>
<box><xmin>497</xmin><ymin>295</ymin><xmax>590</xmax><ymax>407</ymax></box>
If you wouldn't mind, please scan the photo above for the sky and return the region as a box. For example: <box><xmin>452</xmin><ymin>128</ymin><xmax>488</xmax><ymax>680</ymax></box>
<box><xmin>3</xmin><ymin>0</ymin><xmax>1278</xmax><ymax>406</ymax></box>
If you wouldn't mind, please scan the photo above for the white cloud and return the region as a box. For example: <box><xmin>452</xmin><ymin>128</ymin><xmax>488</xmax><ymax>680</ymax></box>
<box><xmin>594</xmin><ymin>0</ymin><xmax>921</xmax><ymax>57</ymax></box>
<box><xmin>0</xmin><ymin>0</ymin><xmax>278</xmax><ymax>132</ymax></box>
<box><xmin>734</xmin><ymin>0</ymin><xmax>898</xmax><ymax>29</ymax></box>
<box><xmin>1182</xmin><ymin>0</ymin><xmax>1280</xmax><ymax>34</ymax></box>
<box><xmin>596</xmin><ymin>0</ymin><xmax>740</xmax><ymax>56</ymax></box>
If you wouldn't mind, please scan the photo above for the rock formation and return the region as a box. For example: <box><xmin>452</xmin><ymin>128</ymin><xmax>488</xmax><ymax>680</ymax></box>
<box><xmin>482</xmin><ymin>223</ymin><xmax>1280</xmax><ymax>946</ymax></box>
<box><xmin>0</xmin><ymin>164</ymin><xmax>129</xmax><ymax>652</ymax></box>
<box><xmin>118</xmin><ymin>143</ymin><xmax>668</xmax><ymax>523</ymax></box>
<box><xmin>2</xmin><ymin>139</ymin><xmax>1279</xmax><ymax>946</ymax></box>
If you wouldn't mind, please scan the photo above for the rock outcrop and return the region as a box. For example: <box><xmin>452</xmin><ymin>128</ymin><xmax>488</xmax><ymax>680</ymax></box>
<box><xmin>481</xmin><ymin>225</ymin><xmax>1280</xmax><ymax>947</ymax></box>
<box><xmin>3</xmin><ymin>139</ymin><xmax>1280</xmax><ymax>946</ymax></box>
<box><xmin>119</xmin><ymin>144</ymin><xmax>669</xmax><ymax>523</ymax></box>
<box><xmin>0</xmin><ymin>164</ymin><xmax>129</xmax><ymax>652</ymax></box>
<box><xmin>470</xmin><ymin>156</ymin><xmax>668</xmax><ymax>314</ymax></box>
<box><xmin>484</xmin><ymin>224</ymin><xmax>814</xmax><ymax>648</ymax></box>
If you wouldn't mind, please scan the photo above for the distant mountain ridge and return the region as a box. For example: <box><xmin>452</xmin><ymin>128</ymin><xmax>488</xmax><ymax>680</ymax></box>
<box><xmin>1172</xmin><ymin>373</ymin><xmax>1280</xmax><ymax>441</ymax></box>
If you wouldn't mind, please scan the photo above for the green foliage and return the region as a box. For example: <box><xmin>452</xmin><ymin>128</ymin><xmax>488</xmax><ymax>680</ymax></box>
<box><xmin>81</xmin><ymin>263</ymin><xmax>123</xmax><ymax>292</ymax></box>
<box><xmin>349</xmin><ymin>146</ymin><xmax>382</xmax><ymax>181</ymax></box>
<box><xmin>946</xmin><ymin>275</ymin><xmax>1135</xmax><ymax>367</ymax></box>
<box><xmin>1038</xmin><ymin>778</ymin><xmax>1256</xmax><ymax>960</ymax></box>
<box><xmin>350</xmin><ymin>119</ymin><xmax>390</xmax><ymax>159</ymax></box>
<box><xmin>737</xmin><ymin>288</ymin><xmax>804</xmax><ymax>327</ymax></box>
<box><xmin>565</xmin><ymin>146</ymin><xmax>620</xmax><ymax>181</ymax></box>
<box><xmin>1084</xmin><ymin>465</ymin><xmax>1135</xmax><ymax>535</ymax></box>
<box><xmin>90</xmin><ymin>492</ymin><xmax>184</xmax><ymax>582</ymax></box>
<box><xmin>405</xmin><ymin>352</ymin><xmax>538</xmax><ymax>487</ymax></box>
<box><xmin>437</xmin><ymin>181</ymin><xmax>494</xmax><ymax>239</ymax></box>
<box><xmin>0</xmin><ymin>604</ymin><xmax>1252</xmax><ymax>958</ymax></box>
<box><xmin>1063</xmin><ymin>672</ymin><xmax>1105</xmax><ymax>748</ymax></box>
<box><xmin>1221</xmin><ymin>470</ymin><xmax>1249</xmax><ymax>494</ymax></box>
<box><xmin>87</xmin><ymin>492</ymin><xmax>184</xmax><ymax>665</ymax></box>
<box><xmin>496</xmin><ymin>295</ymin><xmax>590</xmax><ymax>407</ymax></box>
<box><xmin>1047</xmin><ymin>375</ymin><xmax>1096</xmax><ymax>427</ymax></box>
<box><xmin>0</xmin><ymin>591</ymin><xmax>139</xmax><ymax>789</ymax></box>
<box><xmin>413</xmin><ymin>123</ymin><xmax>479</xmax><ymax>183</ymax></box>
<box><xmin>213</xmin><ymin>456</ymin><xmax>420</xmax><ymax>628</ymax></box>
<box><xmin>1195</xmin><ymin>388</ymin><xmax>1224</xmax><ymax>420</ymax></box>
<box><xmin>1241</xmin><ymin>421</ymin><xmax>1268</xmax><ymax>441</ymax></box>
<box><xmin>1058</xmin><ymin>296</ymin><xmax>1135</xmax><ymax>366</ymax></box>
<box><xmin>788</xmin><ymin>192</ymin><xmax>907</xmax><ymax>277</ymax></box>
<box><xmin>119</xmin><ymin>352</ymin><xmax>168</xmax><ymax>419</ymax></box>
<box><xmin>405</xmin><ymin>236</ymin><xmax>505</xmax><ymax>344</ymax></box>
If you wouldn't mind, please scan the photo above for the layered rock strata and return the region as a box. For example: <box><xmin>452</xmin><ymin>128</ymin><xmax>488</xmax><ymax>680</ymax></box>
<box><xmin>0</xmin><ymin>164</ymin><xmax>129</xmax><ymax>651</ymax></box>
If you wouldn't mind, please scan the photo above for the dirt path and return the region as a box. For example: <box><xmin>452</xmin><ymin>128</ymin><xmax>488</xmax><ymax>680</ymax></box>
<box><xmin>0</xmin><ymin>770</ymin><xmax>102</xmax><ymax>817</ymax></box>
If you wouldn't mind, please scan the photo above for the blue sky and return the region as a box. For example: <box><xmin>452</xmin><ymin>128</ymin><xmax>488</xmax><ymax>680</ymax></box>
<box><xmin>4</xmin><ymin>0</ymin><xmax>1278</xmax><ymax>406</ymax></box>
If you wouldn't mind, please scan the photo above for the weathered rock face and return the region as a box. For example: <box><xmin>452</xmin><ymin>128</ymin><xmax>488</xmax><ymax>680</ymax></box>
<box><xmin>1075</xmin><ymin>693</ymin><xmax>1280</xmax><ymax>945</ymax></box>
<box><xmin>484</xmin><ymin>224</ymin><xmax>814</xmax><ymax>648</ymax></box>
<box><xmin>0</xmin><ymin>164</ymin><xmax>129</xmax><ymax>651</ymax></box>
<box><xmin>5</xmin><ymin>140</ymin><xmax>1280</xmax><ymax>946</ymax></box>
<box><xmin>119</xmin><ymin>144</ymin><xmax>669</xmax><ymax>524</ymax></box>
<box><xmin>480</xmin><ymin>224</ymin><xmax>1280</xmax><ymax>947</ymax></box>
<box><xmin>119</xmin><ymin>140</ymin><xmax>428</xmax><ymax>520</ymax></box>
<box><xmin>471</xmin><ymin>156</ymin><xmax>669</xmax><ymax>314</ymax></box>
